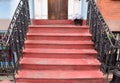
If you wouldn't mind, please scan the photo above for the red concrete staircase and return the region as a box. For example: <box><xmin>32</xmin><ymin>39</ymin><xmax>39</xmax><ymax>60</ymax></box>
<box><xmin>16</xmin><ymin>20</ymin><xmax>105</xmax><ymax>83</ymax></box>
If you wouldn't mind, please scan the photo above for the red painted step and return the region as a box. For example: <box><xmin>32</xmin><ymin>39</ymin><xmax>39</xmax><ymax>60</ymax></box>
<box><xmin>0</xmin><ymin>80</ymin><xmax>13</xmax><ymax>83</ymax></box>
<box><xmin>23</xmin><ymin>49</ymin><xmax>97</xmax><ymax>59</ymax></box>
<box><xmin>28</xmin><ymin>25</ymin><xmax>90</xmax><ymax>33</ymax></box>
<box><xmin>32</xmin><ymin>19</ymin><xmax>75</xmax><ymax>25</ymax></box>
<box><xmin>20</xmin><ymin>58</ymin><xmax>100</xmax><ymax>70</ymax></box>
<box><xmin>27</xmin><ymin>33</ymin><xmax>92</xmax><ymax>36</ymax></box>
<box><xmin>25</xmin><ymin>40</ymin><xmax>94</xmax><ymax>49</ymax></box>
<box><xmin>23</xmin><ymin>48</ymin><xmax>97</xmax><ymax>54</ymax></box>
<box><xmin>27</xmin><ymin>33</ymin><xmax>92</xmax><ymax>41</ymax></box>
<box><xmin>16</xmin><ymin>70</ymin><xmax>105</xmax><ymax>83</ymax></box>
<box><xmin>23</xmin><ymin>53</ymin><xmax>96</xmax><ymax>59</ymax></box>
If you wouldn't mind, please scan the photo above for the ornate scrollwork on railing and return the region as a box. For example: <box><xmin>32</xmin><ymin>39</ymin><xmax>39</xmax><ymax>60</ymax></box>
<box><xmin>0</xmin><ymin>0</ymin><xmax>30</xmax><ymax>75</ymax></box>
<box><xmin>87</xmin><ymin>0</ymin><xmax>120</xmax><ymax>75</ymax></box>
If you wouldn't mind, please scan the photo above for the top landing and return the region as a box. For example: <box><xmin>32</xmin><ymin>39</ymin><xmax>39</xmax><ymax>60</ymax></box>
<box><xmin>32</xmin><ymin>19</ymin><xmax>76</xmax><ymax>25</ymax></box>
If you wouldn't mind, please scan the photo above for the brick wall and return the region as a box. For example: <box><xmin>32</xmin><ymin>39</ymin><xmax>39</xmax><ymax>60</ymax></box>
<box><xmin>97</xmin><ymin>0</ymin><xmax>120</xmax><ymax>20</ymax></box>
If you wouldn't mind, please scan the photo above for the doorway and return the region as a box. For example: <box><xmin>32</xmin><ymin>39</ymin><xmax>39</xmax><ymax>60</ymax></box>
<box><xmin>48</xmin><ymin>0</ymin><xmax>68</xmax><ymax>20</ymax></box>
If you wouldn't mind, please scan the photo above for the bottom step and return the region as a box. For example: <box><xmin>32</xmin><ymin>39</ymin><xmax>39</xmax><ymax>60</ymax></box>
<box><xmin>0</xmin><ymin>81</ymin><xmax>13</xmax><ymax>83</ymax></box>
<box><xmin>16</xmin><ymin>70</ymin><xmax>105</xmax><ymax>83</ymax></box>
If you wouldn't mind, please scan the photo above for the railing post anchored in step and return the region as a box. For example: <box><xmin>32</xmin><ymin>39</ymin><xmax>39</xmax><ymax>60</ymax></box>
<box><xmin>110</xmin><ymin>75</ymin><xmax>120</xmax><ymax>83</ymax></box>
<box><xmin>110</xmin><ymin>71</ymin><xmax>120</xmax><ymax>83</ymax></box>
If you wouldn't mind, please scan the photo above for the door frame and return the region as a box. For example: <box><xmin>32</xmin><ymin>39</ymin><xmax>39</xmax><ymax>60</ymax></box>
<box><xmin>34</xmin><ymin>0</ymin><xmax>81</xmax><ymax>19</ymax></box>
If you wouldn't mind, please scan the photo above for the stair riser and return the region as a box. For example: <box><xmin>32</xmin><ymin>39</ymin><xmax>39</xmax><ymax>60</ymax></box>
<box><xmin>17</xmin><ymin>79</ymin><xmax>105</xmax><ymax>83</ymax></box>
<box><xmin>23</xmin><ymin>53</ymin><xmax>96</xmax><ymax>59</ymax></box>
<box><xmin>25</xmin><ymin>44</ymin><xmax>94</xmax><ymax>49</ymax></box>
<box><xmin>21</xmin><ymin>64</ymin><xmax>99</xmax><ymax>70</ymax></box>
<box><xmin>28</xmin><ymin>27</ymin><xmax>89</xmax><ymax>33</ymax></box>
<box><xmin>32</xmin><ymin>20</ymin><xmax>74</xmax><ymax>25</ymax></box>
<box><xmin>32</xmin><ymin>22</ymin><xmax>74</xmax><ymax>25</ymax></box>
<box><xmin>27</xmin><ymin>36</ymin><xmax>92</xmax><ymax>41</ymax></box>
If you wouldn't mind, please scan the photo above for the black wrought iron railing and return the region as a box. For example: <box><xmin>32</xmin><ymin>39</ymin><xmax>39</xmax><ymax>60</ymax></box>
<box><xmin>87</xmin><ymin>0</ymin><xmax>120</xmax><ymax>77</ymax></box>
<box><xmin>0</xmin><ymin>0</ymin><xmax>30</xmax><ymax>75</ymax></box>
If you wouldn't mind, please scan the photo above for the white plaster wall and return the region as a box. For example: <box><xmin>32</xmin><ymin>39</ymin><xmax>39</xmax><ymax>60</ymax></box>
<box><xmin>34</xmin><ymin>0</ymin><xmax>81</xmax><ymax>19</ymax></box>
<box><xmin>34</xmin><ymin>0</ymin><xmax>48</xmax><ymax>19</ymax></box>
<box><xmin>72</xmin><ymin>0</ymin><xmax>81</xmax><ymax>19</ymax></box>
<box><xmin>81</xmin><ymin>0</ymin><xmax>88</xmax><ymax>20</ymax></box>
<box><xmin>34</xmin><ymin>0</ymin><xmax>42</xmax><ymax>19</ymax></box>
<box><xmin>42</xmin><ymin>0</ymin><xmax>48</xmax><ymax>19</ymax></box>
<box><xmin>68</xmin><ymin>0</ymin><xmax>82</xmax><ymax>19</ymax></box>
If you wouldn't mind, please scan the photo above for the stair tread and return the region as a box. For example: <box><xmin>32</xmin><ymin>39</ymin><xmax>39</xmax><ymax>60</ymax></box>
<box><xmin>25</xmin><ymin>40</ymin><xmax>94</xmax><ymax>44</ymax></box>
<box><xmin>27</xmin><ymin>33</ymin><xmax>92</xmax><ymax>36</ymax></box>
<box><xmin>16</xmin><ymin>70</ymin><xmax>104</xmax><ymax>79</ymax></box>
<box><xmin>29</xmin><ymin>25</ymin><xmax>89</xmax><ymax>28</ymax></box>
<box><xmin>23</xmin><ymin>48</ymin><xmax>97</xmax><ymax>54</ymax></box>
<box><xmin>20</xmin><ymin>58</ymin><xmax>100</xmax><ymax>65</ymax></box>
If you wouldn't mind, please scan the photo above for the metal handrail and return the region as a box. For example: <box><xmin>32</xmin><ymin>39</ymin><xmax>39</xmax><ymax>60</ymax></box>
<box><xmin>87</xmin><ymin>0</ymin><xmax>120</xmax><ymax>75</ymax></box>
<box><xmin>0</xmin><ymin>0</ymin><xmax>30</xmax><ymax>75</ymax></box>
